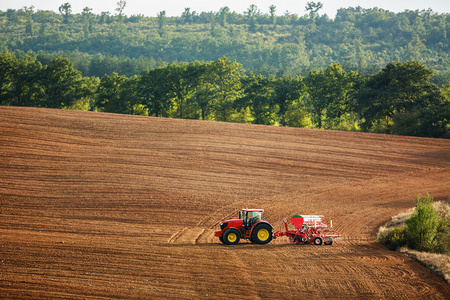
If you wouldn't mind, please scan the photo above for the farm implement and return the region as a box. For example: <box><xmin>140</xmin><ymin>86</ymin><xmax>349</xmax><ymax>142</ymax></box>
<box><xmin>273</xmin><ymin>215</ymin><xmax>341</xmax><ymax>245</ymax></box>
<box><xmin>215</xmin><ymin>208</ymin><xmax>341</xmax><ymax>245</ymax></box>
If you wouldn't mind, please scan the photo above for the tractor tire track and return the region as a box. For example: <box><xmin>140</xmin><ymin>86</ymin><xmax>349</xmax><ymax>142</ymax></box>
<box><xmin>196</xmin><ymin>201</ymin><xmax>241</xmax><ymax>228</ymax></box>
<box><xmin>167</xmin><ymin>227</ymin><xmax>188</xmax><ymax>244</ymax></box>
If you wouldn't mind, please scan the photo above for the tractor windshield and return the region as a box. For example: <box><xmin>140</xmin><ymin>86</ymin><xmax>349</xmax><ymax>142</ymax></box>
<box><xmin>241</xmin><ymin>210</ymin><xmax>264</xmax><ymax>228</ymax></box>
<box><xmin>244</xmin><ymin>211</ymin><xmax>262</xmax><ymax>227</ymax></box>
<box><xmin>249</xmin><ymin>211</ymin><xmax>262</xmax><ymax>222</ymax></box>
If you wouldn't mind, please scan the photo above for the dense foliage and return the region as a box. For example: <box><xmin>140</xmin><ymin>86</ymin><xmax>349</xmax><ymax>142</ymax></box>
<box><xmin>1</xmin><ymin>5</ymin><xmax>450</xmax><ymax>82</ymax></box>
<box><xmin>1</xmin><ymin>4</ymin><xmax>449</xmax><ymax>137</ymax></box>
<box><xmin>1</xmin><ymin>51</ymin><xmax>449</xmax><ymax>137</ymax></box>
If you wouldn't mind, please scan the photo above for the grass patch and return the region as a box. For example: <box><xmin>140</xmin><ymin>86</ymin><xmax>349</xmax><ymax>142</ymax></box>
<box><xmin>398</xmin><ymin>246</ymin><xmax>450</xmax><ymax>284</ymax></box>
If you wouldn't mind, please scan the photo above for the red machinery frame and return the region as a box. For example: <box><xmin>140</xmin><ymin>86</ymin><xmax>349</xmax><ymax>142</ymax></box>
<box><xmin>273</xmin><ymin>215</ymin><xmax>341</xmax><ymax>245</ymax></box>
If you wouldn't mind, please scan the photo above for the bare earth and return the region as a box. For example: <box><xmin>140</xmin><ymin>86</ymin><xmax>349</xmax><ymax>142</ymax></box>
<box><xmin>1</xmin><ymin>106</ymin><xmax>449</xmax><ymax>299</ymax></box>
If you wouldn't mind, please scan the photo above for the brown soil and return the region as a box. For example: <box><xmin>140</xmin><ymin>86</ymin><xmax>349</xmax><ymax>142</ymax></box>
<box><xmin>1</xmin><ymin>106</ymin><xmax>449</xmax><ymax>299</ymax></box>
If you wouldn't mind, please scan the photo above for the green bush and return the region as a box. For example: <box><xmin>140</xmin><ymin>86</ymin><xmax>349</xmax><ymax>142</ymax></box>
<box><xmin>378</xmin><ymin>226</ymin><xmax>408</xmax><ymax>250</ymax></box>
<box><xmin>405</xmin><ymin>194</ymin><xmax>440</xmax><ymax>252</ymax></box>
<box><xmin>379</xmin><ymin>194</ymin><xmax>450</xmax><ymax>254</ymax></box>
<box><xmin>435</xmin><ymin>216</ymin><xmax>450</xmax><ymax>254</ymax></box>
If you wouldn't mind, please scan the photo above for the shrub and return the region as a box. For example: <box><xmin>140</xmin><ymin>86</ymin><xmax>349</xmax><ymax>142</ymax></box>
<box><xmin>435</xmin><ymin>216</ymin><xmax>450</xmax><ymax>254</ymax></box>
<box><xmin>378</xmin><ymin>225</ymin><xmax>408</xmax><ymax>250</ymax></box>
<box><xmin>378</xmin><ymin>194</ymin><xmax>450</xmax><ymax>254</ymax></box>
<box><xmin>405</xmin><ymin>194</ymin><xmax>440</xmax><ymax>252</ymax></box>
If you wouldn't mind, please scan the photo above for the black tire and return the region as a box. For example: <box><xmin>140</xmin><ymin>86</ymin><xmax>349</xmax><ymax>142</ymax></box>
<box><xmin>251</xmin><ymin>224</ymin><xmax>273</xmax><ymax>244</ymax></box>
<box><xmin>324</xmin><ymin>238</ymin><xmax>333</xmax><ymax>245</ymax></box>
<box><xmin>219</xmin><ymin>236</ymin><xmax>224</xmax><ymax>244</ymax></box>
<box><xmin>223</xmin><ymin>228</ymin><xmax>241</xmax><ymax>245</ymax></box>
<box><xmin>314</xmin><ymin>237</ymin><xmax>323</xmax><ymax>245</ymax></box>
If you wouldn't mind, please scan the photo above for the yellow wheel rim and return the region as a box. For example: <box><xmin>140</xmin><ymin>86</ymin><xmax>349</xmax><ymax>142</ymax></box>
<box><xmin>228</xmin><ymin>233</ymin><xmax>237</xmax><ymax>242</ymax></box>
<box><xmin>257</xmin><ymin>229</ymin><xmax>269</xmax><ymax>241</ymax></box>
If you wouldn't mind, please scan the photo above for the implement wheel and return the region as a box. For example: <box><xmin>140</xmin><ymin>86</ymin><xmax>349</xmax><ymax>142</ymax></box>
<box><xmin>314</xmin><ymin>237</ymin><xmax>323</xmax><ymax>245</ymax></box>
<box><xmin>223</xmin><ymin>228</ymin><xmax>240</xmax><ymax>245</ymax></box>
<box><xmin>252</xmin><ymin>224</ymin><xmax>273</xmax><ymax>244</ymax></box>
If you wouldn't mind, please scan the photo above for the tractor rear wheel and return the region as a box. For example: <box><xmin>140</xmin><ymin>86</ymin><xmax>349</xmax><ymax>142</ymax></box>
<box><xmin>223</xmin><ymin>228</ymin><xmax>240</xmax><ymax>245</ymax></box>
<box><xmin>252</xmin><ymin>224</ymin><xmax>273</xmax><ymax>244</ymax></box>
<box><xmin>314</xmin><ymin>237</ymin><xmax>323</xmax><ymax>245</ymax></box>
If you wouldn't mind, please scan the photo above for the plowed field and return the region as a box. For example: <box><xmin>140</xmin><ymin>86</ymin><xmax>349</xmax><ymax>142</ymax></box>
<box><xmin>1</xmin><ymin>106</ymin><xmax>449</xmax><ymax>299</ymax></box>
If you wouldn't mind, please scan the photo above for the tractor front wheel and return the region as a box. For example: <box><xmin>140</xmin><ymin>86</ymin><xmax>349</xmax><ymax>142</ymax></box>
<box><xmin>223</xmin><ymin>228</ymin><xmax>241</xmax><ymax>245</ymax></box>
<box><xmin>252</xmin><ymin>224</ymin><xmax>273</xmax><ymax>244</ymax></box>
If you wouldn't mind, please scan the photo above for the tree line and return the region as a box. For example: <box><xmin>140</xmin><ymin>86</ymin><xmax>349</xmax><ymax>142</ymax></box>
<box><xmin>1</xmin><ymin>4</ymin><xmax>450</xmax><ymax>83</ymax></box>
<box><xmin>1</xmin><ymin>51</ymin><xmax>449</xmax><ymax>138</ymax></box>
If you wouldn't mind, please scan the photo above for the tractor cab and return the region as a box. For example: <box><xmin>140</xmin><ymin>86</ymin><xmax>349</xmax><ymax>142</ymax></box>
<box><xmin>240</xmin><ymin>208</ymin><xmax>263</xmax><ymax>229</ymax></box>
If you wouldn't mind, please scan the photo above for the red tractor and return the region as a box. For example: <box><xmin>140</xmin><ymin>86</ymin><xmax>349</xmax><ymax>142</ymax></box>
<box><xmin>215</xmin><ymin>208</ymin><xmax>273</xmax><ymax>245</ymax></box>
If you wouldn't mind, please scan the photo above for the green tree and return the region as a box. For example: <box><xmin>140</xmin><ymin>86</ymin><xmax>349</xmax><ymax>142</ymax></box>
<box><xmin>304</xmin><ymin>69</ymin><xmax>327</xmax><ymax>128</ymax></box>
<box><xmin>271</xmin><ymin>76</ymin><xmax>304</xmax><ymax>126</ymax></box>
<box><xmin>245</xmin><ymin>4</ymin><xmax>259</xmax><ymax>33</ymax></box>
<box><xmin>356</xmin><ymin>61</ymin><xmax>447</xmax><ymax>136</ymax></box>
<box><xmin>119</xmin><ymin>75</ymin><xmax>141</xmax><ymax>114</ymax></box>
<box><xmin>182</xmin><ymin>8</ymin><xmax>195</xmax><ymax>24</ymax></box>
<box><xmin>58</xmin><ymin>3</ymin><xmax>72</xmax><ymax>24</ymax></box>
<box><xmin>304</xmin><ymin>64</ymin><xmax>352</xmax><ymax>129</ymax></box>
<box><xmin>305</xmin><ymin>1</ymin><xmax>323</xmax><ymax>19</ymax></box>
<box><xmin>414</xmin><ymin>94</ymin><xmax>450</xmax><ymax>138</ymax></box>
<box><xmin>23</xmin><ymin>6</ymin><xmax>35</xmax><ymax>36</ymax></box>
<box><xmin>218</xmin><ymin>6</ymin><xmax>230</xmax><ymax>27</ymax></box>
<box><xmin>237</xmin><ymin>73</ymin><xmax>277</xmax><ymax>125</ymax></box>
<box><xmin>165</xmin><ymin>61</ymin><xmax>202</xmax><ymax>119</ymax></box>
<box><xmin>115</xmin><ymin>0</ymin><xmax>127</xmax><ymax>22</ymax></box>
<box><xmin>189</xmin><ymin>58</ymin><xmax>246</xmax><ymax>122</ymax></box>
<box><xmin>269</xmin><ymin>5</ymin><xmax>277</xmax><ymax>29</ymax></box>
<box><xmin>0</xmin><ymin>51</ymin><xmax>15</xmax><ymax>104</ymax></box>
<box><xmin>191</xmin><ymin>62</ymin><xmax>215</xmax><ymax>120</ymax></box>
<box><xmin>157</xmin><ymin>11</ymin><xmax>167</xmax><ymax>37</ymax></box>
<box><xmin>303</xmin><ymin>64</ymin><xmax>355</xmax><ymax>129</ymax></box>
<box><xmin>69</xmin><ymin>75</ymin><xmax>99</xmax><ymax>111</ymax></box>
<box><xmin>99</xmin><ymin>11</ymin><xmax>112</xmax><ymax>24</ymax></box>
<box><xmin>322</xmin><ymin>64</ymin><xmax>355</xmax><ymax>129</ymax></box>
<box><xmin>6</xmin><ymin>9</ymin><xmax>19</xmax><ymax>24</ymax></box>
<box><xmin>138</xmin><ymin>66</ymin><xmax>173</xmax><ymax>117</ymax></box>
<box><xmin>40</xmin><ymin>57</ymin><xmax>84</xmax><ymax>108</ymax></box>
<box><xmin>96</xmin><ymin>72</ymin><xmax>128</xmax><ymax>113</ymax></box>
<box><xmin>406</xmin><ymin>194</ymin><xmax>440</xmax><ymax>252</ymax></box>
<box><xmin>2</xmin><ymin>53</ymin><xmax>43</xmax><ymax>107</ymax></box>
<box><xmin>208</xmin><ymin>57</ymin><xmax>244</xmax><ymax>122</ymax></box>
<box><xmin>82</xmin><ymin>7</ymin><xmax>94</xmax><ymax>39</ymax></box>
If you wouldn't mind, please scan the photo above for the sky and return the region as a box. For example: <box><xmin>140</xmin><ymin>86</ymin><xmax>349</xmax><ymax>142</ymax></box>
<box><xmin>0</xmin><ymin>0</ymin><xmax>449</xmax><ymax>18</ymax></box>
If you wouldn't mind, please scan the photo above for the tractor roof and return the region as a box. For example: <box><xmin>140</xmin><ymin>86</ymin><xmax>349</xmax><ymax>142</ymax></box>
<box><xmin>242</xmin><ymin>208</ymin><xmax>264</xmax><ymax>212</ymax></box>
